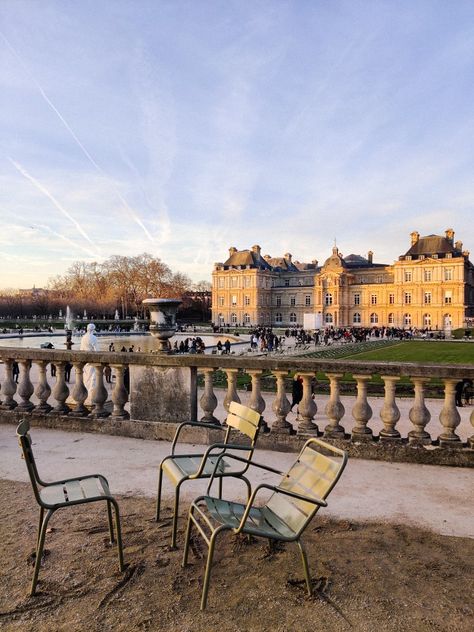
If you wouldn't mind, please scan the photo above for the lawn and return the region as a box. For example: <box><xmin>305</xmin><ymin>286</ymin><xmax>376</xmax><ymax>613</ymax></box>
<box><xmin>342</xmin><ymin>341</ymin><xmax>474</xmax><ymax>364</ymax></box>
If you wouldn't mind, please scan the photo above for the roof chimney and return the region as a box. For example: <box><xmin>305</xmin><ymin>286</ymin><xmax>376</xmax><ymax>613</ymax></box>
<box><xmin>284</xmin><ymin>252</ymin><xmax>292</xmax><ymax>262</ymax></box>
<box><xmin>228</xmin><ymin>246</ymin><xmax>237</xmax><ymax>257</ymax></box>
<box><xmin>445</xmin><ymin>228</ymin><xmax>454</xmax><ymax>244</ymax></box>
<box><xmin>367</xmin><ymin>251</ymin><xmax>373</xmax><ymax>264</ymax></box>
<box><xmin>455</xmin><ymin>240</ymin><xmax>463</xmax><ymax>251</ymax></box>
<box><xmin>312</xmin><ymin>259</ymin><xmax>318</xmax><ymax>266</ymax></box>
<box><xmin>251</xmin><ymin>244</ymin><xmax>261</xmax><ymax>256</ymax></box>
<box><xmin>410</xmin><ymin>231</ymin><xmax>420</xmax><ymax>246</ymax></box>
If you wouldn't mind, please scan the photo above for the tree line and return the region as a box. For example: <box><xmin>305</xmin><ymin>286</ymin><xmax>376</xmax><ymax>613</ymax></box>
<box><xmin>0</xmin><ymin>253</ymin><xmax>211</xmax><ymax>320</ymax></box>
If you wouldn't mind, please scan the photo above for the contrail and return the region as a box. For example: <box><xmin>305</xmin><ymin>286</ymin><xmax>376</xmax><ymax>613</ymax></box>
<box><xmin>9</xmin><ymin>158</ymin><xmax>97</xmax><ymax>248</ymax></box>
<box><xmin>34</xmin><ymin>223</ymin><xmax>101</xmax><ymax>259</ymax></box>
<box><xmin>1</xmin><ymin>31</ymin><xmax>154</xmax><ymax>242</ymax></box>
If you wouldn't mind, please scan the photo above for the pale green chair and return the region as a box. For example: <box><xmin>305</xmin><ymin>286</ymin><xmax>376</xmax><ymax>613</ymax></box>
<box><xmin>183</xmin><ymin>437</ymin><xmax>348</xmax><ymax>610</ymax></box>
<box><xmin>16</xmin><ymin>419</ymin><xmax>125</xmax><ymax>595</ymax></box>
<box><xmin>156</xmin><ymin>401</ymin><xmax>262</xmax><ymax>548</ymax></box>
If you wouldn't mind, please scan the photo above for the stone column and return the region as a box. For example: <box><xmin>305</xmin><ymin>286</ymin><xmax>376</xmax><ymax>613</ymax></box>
<box><xmin>51</xmin><ymin>362</ymin><xmax>70</xmax><ymax>414</ymax></box>
<box><xmin>351</xmin><ymin>375</ymin><xmax>373</xmax><ymax>441</ymax></box>
<box><xmin>17</xmin><ymin>360</ymin><xmax>35</xmax><ymax>412</ymax></box>
<box><xmin>271</xmin><ymin>370</ymin><xmax>293</xmax><ymax>434</ymax></box>
<box><xmin>223</xmin><ymin>368</ymin><xmax>241</xmax><ymax>414</ymax></box>
<box><xmin>408</xmin><ymin>378</ymin><xmax>431</xmax><ymax>444</ymax></box>
<box><xmin>247</xmin><ymin>370</ymin><xmax>268</xmax><ymax>432</ymax></box>
<box><xmin>199</xmin><ymin>368</ymin><xmax>219</xmax><ymax>424</ymax></box>
<box><xmin>438</xmin><ymin>378</ymin><xmax>462</xmax><ymax>447</ymax></box>
<box><xmin>34</xmin><ymin>361</ymin><xmax>52</xmax><ymax>413</ymax></box>
<box><xmin>0</xmin><ymin>359</ymin><xmax>18</xmax><ymax>410</ymax></box>
<box><xmin>110</xmin><ymin>364</ymin><xmax>129</xmax><ymax>420</ymax></box>
<box><xmin>90</xmin><ymin>363</ymin><xmax>109</xmax><ymax>418</ymax></box>
<box><xmin>298</xmin><ymin>372</ymin><xmax>318</xmax><ymax>435</ymax></box>
<box><xmin>324</xmin><ymin>372</ymin><xmax>345</xmax><ymax>438</ymax></box>
<box><xmin>379</xmin><ymin>376</ymin><xmax>401</xmax><ymax>441</ymax></box>
<box><xmin>70</xmin><ymin>362</ymin><xmax>89</xmax><ymax>416</ymax></box>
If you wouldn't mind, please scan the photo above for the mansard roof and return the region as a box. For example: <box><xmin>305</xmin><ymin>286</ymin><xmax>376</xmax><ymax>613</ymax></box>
<box><xmin>223</xmin><ymin>250</ymin><xmax>273</xmax><ymax>270</ymax></box>
<box><xmin>403</xmin><ymin>235</ymin><xmax>463</xmax><ymax>259</ymax></box>
<box><xmin>264</xmin><ymin>257</ymin><xmax>300</xmax><ymax>272</ymax></box>
<box><xmin>343</xmin><ymin>254</ymin><xmax>386</xmax><ymax>269</ymax></box>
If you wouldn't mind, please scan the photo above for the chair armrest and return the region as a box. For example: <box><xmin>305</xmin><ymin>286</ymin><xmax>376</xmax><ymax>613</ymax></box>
<box><xmin>206</xmin><ymin>453</ymin><xmax>285</xmax><ymax>493</ymax></box>
<box><xmin>189</xmin><ymin>443</ymin><xmax>252</xmax><ymax>479</ymax></box>
<box><xmin>171</xmin><ymin>421</ymin><xmax>224</xmax><ymax>454</ymax></box>
<box><xmin>273</xmin><ymin>485</ymin><xmax>327</xmax><ymax>507</ymax></box>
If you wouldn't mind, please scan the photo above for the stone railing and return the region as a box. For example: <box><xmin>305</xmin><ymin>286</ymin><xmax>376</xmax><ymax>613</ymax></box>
<box><xmin>0</xmin><ymin>347</ymin><xmax>472</xmax><ymax>466</ymax></box>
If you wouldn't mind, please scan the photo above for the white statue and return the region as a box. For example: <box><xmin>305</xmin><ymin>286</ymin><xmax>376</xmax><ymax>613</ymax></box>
<box><xmin>80</xmin><ymin>323</ymin><xmax>98</xmax><ymax>404</ymax></box>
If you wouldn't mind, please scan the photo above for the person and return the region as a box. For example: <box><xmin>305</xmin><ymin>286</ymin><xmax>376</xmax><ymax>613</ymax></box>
<box><xmin>80</xmin><ymin>323</ymin><xmax>99</xmax><ymax>404</ymax></box>
<box><xmin>64</xmin><ymin>362</ymin><xmax>72</xmax><ymax>383</ymax></box>
<box><xmin>224</xmin><ymin>339</ymin><xmax>231</xmax><ymax>354</ymax></box>
<box><xmin>12</xmin><ymin>360</ymin><xmax>20</xmax><ymax>383</ymax></box>
<box><xmin>216</xmin><ymin>340</ymin><xmax>223</xmax><ymax>353</ymax></box>
<box><xmin>290</xmin><ymin>374</ymin><xmax>303</xmax><ymax>413</ymax></box>
<box><xmin>50</xmin><ymin>363</ymin><xmax>56</xmax><ymax>377</ymax></box>
<box><xmin>104</xmin><ymin>365</ymin><xmax>112</xmax><ymax>384</ymax></box>
<box><xmin>455</xmin><ymin>380</ymin><xmax>464</xmax><ymax>407</ymax></box>
<box><xmin>108</xmin><ymin>342</ymin><xmax>115</xmax><ymax>352</ymax></box>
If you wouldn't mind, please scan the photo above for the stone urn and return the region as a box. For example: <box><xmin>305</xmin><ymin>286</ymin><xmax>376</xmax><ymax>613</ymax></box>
<box><xmin>143</xmin><ymin>298</ymin><xmax>182</xmax><ymax>353</ymax></box>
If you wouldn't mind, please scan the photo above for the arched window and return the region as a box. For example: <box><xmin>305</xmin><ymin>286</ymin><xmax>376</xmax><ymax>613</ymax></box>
<box><xmin>388</xmin><ymin>313</ymin><xmax>395</xmax><ymax>324</ymax></box>
<box><xmin>243</xmin><ymin>313</ymin><xmax>251</xmax><ymax>325</ymax></box>
<box><xmin>231</xmin><ymin>313</ymin><xmax>237</xmax><ymax>324</ymax></box>
<box><xmin>370</xmin><ymin>313</ymin><xmax>378</xmax><ymax>324</ymax></box>
<box><xmin>289</xmin><ymin>312</ymin><xmax>297</xmax><ymax>323</ymax></box>
<box><xmin>404</xmin><ymin>313</ymin><xmax>411</xmax><ymax>326</ymax></box>
<box><xmin>353</xmin><ymin>312</ymin><xmax>361</xmax><ymax>324</ymax></box>
<box><xmin>325</xmin><ymin>292</ymin><xmax>333</xmax><ymax>306</ymax></box>
<box><xmin>325</xmin><ymin>313</ymin><xmax>333</xmax><ymax>324</ymax></box>
<box><xmin>275</xmin><ymin>312</ymin><xmax>282</xmax><ymax>323</ymax></box>
<box><xmin>423</xmin><ymin>313</ymin><xmax>431</xmax><ymax>327</ymax></box>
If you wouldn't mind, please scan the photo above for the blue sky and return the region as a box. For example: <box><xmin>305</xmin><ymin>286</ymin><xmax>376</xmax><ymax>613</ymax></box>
<box><xmin>1</xmin><ymin>0</ymin><xmax>473</xmax><ymax>289</ymax></box>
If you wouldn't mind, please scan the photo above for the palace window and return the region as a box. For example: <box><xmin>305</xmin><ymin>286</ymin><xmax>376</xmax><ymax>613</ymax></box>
<box><xmin>218</xmin><ymin>277</ymin><xmax>225</xmax><ymax>288</ymax></box>
<box><xmin>404</xmin><ymin>271</ymin><xmax>412</xmax><ymax>282</ymax></box>
<box><xmin>284</xmin><ymin>279</ymin><xmax>290</xmax><ymax>287</ymax></box>
<box><xmin>370</xmin><ymin>294</ymin><xmax>377</xmax><ymax>305</ymax></box>
<box><xmin>404</xmin><ymin>313</ymin><xmax>412</xmax><ymax>326</ymax></box>
<box><xmin>424</xmin><ymin>292</ymin><xmax>432</xmax><ymax>304</ymax></box>
<box><xmin>289</xmin><ymin>312</ymin><xmax>297</xmax><ymax>323</ymax></box>
<box><xmin>231</xmin><ymin>313</ymin><xmax>237</xmax><ymax>324</ymax></box>
<box><xmin>423</xmin><ymin>313</ymin><xmax>431</xmax><ymax>327</ymax></box>
<box><xmin>244</xmin><ymin>295</ymin><xmax>250</xmax><ymax>306</ymax></box>
<box><xmin>305</xmin><ymin>295</ymin><xmax>311</xmax><ymax>306</ymax></box>
<box><xmin>218</xmin><ymin>313</ymin><xmax>225</xmax><ymax>325</ymax></box>
<box><xmin>218</xmin><ymin>296</ymin><xmax>224</xmax><ymax>307</ymax></box>
<box><xmin>353</xmin><ymin>312</ymin><xmax>361</xmax><ymax>324</ymax></box>
<box><xmin>404</xmin><ymin>292</ymin><xmax>412</xmax><ymax>304</ymax></box>
<box><xmin>231</xmin><ymin>295</ymin><xmax>237</xmax><ymax>306</ymax></box>
<box><xmin>389</xmin><ymin>293</ymin><xmax>395</xmax><ymax>304</ymax></box>
<box><xmin>388</xmin><ymin>313</ymin><xmax>395</xmax><ymax>324</ymax></box>
<box><xmin>444</xmin><ymin>291</ymin><xmax>452</xmax><ymax>305</ymax></box>
<box><xmin>325</xmin><ymin>293</ymin><xmax>333</xmax><ymax>306</ymax></box>
<box><xmin>275</xmin><ymin>312</ymin><xmax>282</xmax><ymax>323</ymax></box>
<box><xmin>231</xmin><ymin>276</ymin><xmax>238</xmax><ymax>288</ymax></box>
<box><xmin>444</xmin><ymin>268</ymin><xmax>453</xmax><ymax>281</ymax></box>
<box><xmin>370</xmin><ymin>313</ymin><xmax>378</xmax><ymax>324</ymax></box>
<box><xmin>325</xmin><ymin>313</ymin><xmax>333</xmax><ymax>324</ymax></box>
<box><xmin>354</xmin><ymin>293</ymin><xmax>360</xmax><ymax>305</ymax></box>
<box><xmin>276</xmin><ymin>295</ymin><xmax>281</xmax><ymax>307</ymax></box>
<box><xmin>244</xmin><ymin>276</ymin><xmax>251</xmax><ymax>288</ymax></box>
<box><xmin>244</xmin><ymin>313</ymin><xmax>251</xmax><ymax>325</ymax></box>
<box><xmin>424</xmin><ymin>270</ymin><xmax>432</xmax><ymax>282</ymax></box>
<box><xmin>290</xmin><ymin>296</ymin><xmax>296</xmax><ymax>306</ymax></box>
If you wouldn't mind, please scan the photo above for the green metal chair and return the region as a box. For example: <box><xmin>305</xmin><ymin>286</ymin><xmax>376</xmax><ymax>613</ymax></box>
<box><xmin>183</xmin><ymin>437</ymin><xmax>348</xmax><ymax>610</ymax></box>
<box><xmin>156</xmin><ymin>401</ymin><xmax>262</xmax><ymax>548</ymax></box>
<box><xmin>16</xmin><ymin>419</ymin><xmax>125</xmax><ymax>595</ymax></box>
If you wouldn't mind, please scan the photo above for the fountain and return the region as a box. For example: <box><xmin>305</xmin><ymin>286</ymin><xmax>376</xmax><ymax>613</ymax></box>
<box><xmin>115</xmin><ymin>309</ymin><xmax>120</xmax><ymax>321</ymax></box>
<box><xmin>143</xmin><ymin>298</ymin><xmax>182</xmax><ymax>353</ymax></box>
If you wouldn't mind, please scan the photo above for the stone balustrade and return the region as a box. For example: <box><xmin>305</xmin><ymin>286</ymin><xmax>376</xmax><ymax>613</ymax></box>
<box><xmin>0</xmin><ymin>347</ymin><xmax>472</xmax><ymax>466</ymax></box>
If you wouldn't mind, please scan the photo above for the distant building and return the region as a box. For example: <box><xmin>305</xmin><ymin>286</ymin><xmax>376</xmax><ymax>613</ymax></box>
<box><xmin>211</xmin><ymin>229</ymin><xmax>474</xmax><ymax>330</ymax></box>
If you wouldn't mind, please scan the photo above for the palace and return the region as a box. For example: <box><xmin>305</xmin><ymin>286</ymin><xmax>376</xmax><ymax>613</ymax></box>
<box><xmin>211</xmin><ymin>229</ymin><xmax>474</xmax><ymax>330</ymax></box>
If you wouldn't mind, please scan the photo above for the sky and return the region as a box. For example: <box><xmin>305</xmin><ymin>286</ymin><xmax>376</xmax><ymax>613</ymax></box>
<box><xmin>1</xmin><ymin>0</ymin><xmax>473</xmax><ymax>289</ymax></box>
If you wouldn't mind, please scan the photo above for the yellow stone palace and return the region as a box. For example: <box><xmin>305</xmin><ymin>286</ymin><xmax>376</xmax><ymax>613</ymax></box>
<box><xmin>212</xmin><ymin>229</ymin><xmax>474</xmax><ymax>330</ymax></box>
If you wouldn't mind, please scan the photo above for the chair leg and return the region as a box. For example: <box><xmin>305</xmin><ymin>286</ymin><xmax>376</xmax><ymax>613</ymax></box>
<box><xmin>155</xmin><ymin>466</ymin><xmax>164</xmax><ymax>522</ymax></box>
<box><xmin>241</xmin><ymin>475</ymin><xmax>252</xmax><ymax>502</ymax></box>
<box><xmin>218</xmin><ymin>476</ymin><xmax>223</xmax><ymax>499</ymax></box>
<box><xmin>201</xmin><ymin>530</ymin><xmax>219</xmax><ymax>611</ymax></box>
<box><xmin>182</xmin><ymin>506</ymin><xmax>194</xmax><ymax>567</ymax></box>
<box><xmin>296</xmin><ymin>540</ymin><xmax>313</xmax><ymax>596</ymax></box>
<box><xmin>106</xmin><ymin>500</ymin><xmax>115</xmax><ymax>543</ymax></box>
<box><xmin>110</xmin><ymin>498</ymin><xmax>125</xmax><ymax>572</ymax></box>
<box><xmin>31</xmin><ymin>509</ymin><xmax>54</xmax><ymax>596</ymax></box>
<box><xmin>171</xmin><ymin>484</ymin><xmax>181</xmax><ymax>548</ymax></box>
<box><xmin>37</xmin><ymin>507</ymin><xmax>44</xmax><ymax>550</ymax></box>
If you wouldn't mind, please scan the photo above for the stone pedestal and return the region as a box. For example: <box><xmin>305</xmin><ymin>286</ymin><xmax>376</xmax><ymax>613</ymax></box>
<box><xmin>130</xmin><ymin>365</ymin><xmax>193</xmax><ymax>423</ymax></box>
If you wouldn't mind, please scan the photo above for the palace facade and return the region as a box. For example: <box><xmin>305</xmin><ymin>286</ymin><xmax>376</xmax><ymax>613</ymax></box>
<box><xmin>211</xmin><ymin>229</ymin><xmax>474</xmax><ymax>330</ymax></box>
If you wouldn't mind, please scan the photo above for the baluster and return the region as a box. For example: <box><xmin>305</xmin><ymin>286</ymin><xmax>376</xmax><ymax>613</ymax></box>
<box><xmin>247</xmin><ymin>370</ymin><xmax>269</xmax><ymax>433</ymax></box>
<box><xmin>90</xmin><ymin>363</ymin><xmax>109</xmax><ymax>418</ymax></box>
<box><xmin>70</xmin><ymin>362</ymin><xmax>89</xmax><ymax>416</ymax></box>
<box><xmin>324</xmin><ymin>372</ymin><xmax>345</xmax><ymax>437</ymax></box>
<box><xmin>408</xmin><ymin>378</ymin><xmax>431</xmax><ymax>444</ymax></box>
<box><xmin>34</xmin><ymin>360</ymin><xmax>52</xmax><ymax>413</ymax></box>
<box><xmin>298</xmin><ymin>372</ymin><xmax>318</xmax><ymax>435</ymax></box>
<box><xmin>438</xmin><ymin>378</ymin><xmax>462</xmax><ymax>447</ymax></box>
<box><xmin>0</xmin><ymin>359</ymin><xmax>18</xmax><ymax>409</ymax></box>
<box><xmin>469</xmin><ymin>408</ymin><xmax>474</xmax><ymax>449</ymax></box>
<box><xmin>110</xmin><ymin>364</ymin><xmax>129</xmax><ymax>420</ymax></box>
<box><xmin>351</xmin><ymin>374</ymin><xmax>373</xmax><ymax>441</ymax></box>
<box><xmin>51</xmin><ymin>362</ymin><xmax>70</xmax><ymax>414</ymax></box>
<box><xmin>17</xmin><ymin>360</ymin><xmax>34</xmax><ymax>412</ymax></box>
<box><xmin>379</xmin><ymin>376</ymin><xmax>401</xmax><ymax>441</ymax></box>
<box><xmin>223</xmin><ymin>369</ymin><xmax>241</xmax><ymax>414</ymax></box>
<box><xmin>199</xmin><ymin>368</ymin><xmax>219</xmax><ymax>424</ymax></box>
<box><xmin>271</xmin><ymin>370</ymin><xmax>293</xmax><ymax>434</ymax></box>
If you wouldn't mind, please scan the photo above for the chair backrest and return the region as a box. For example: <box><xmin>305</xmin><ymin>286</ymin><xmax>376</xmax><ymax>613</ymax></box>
<box><xmin>266</xmin><ymin>438</ymin><xmax>348</xmax><ymax>536</ymax></box>
<box><xmin>16</xmin><ymin>419</ymin><xmax>45</xmax><ymax>505</ymax></box>
<box><xmin>224</xmin><ymin>401</ymin><xmax>261</xmax><ymax>447</ymax></box>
